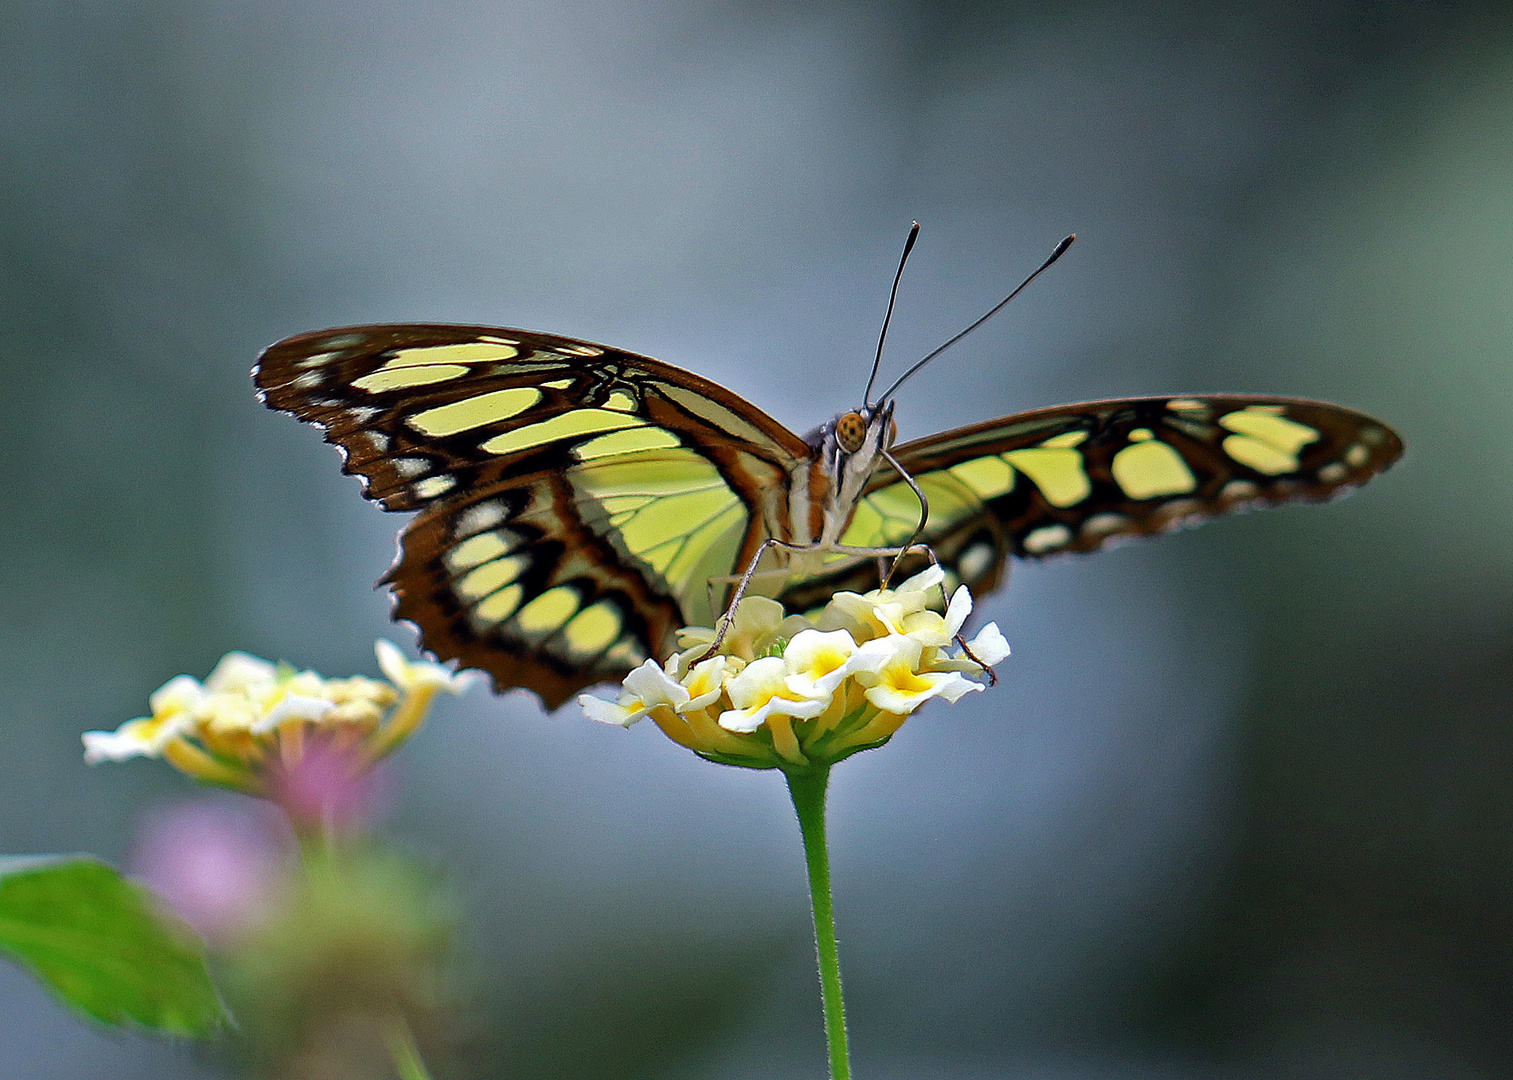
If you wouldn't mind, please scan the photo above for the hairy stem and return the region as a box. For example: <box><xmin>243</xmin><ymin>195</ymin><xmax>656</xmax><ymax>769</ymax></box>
<box><xmin>785</xmin><ymin>764</ymin><xmax>851</xmax><ymax>1080</ymax></box>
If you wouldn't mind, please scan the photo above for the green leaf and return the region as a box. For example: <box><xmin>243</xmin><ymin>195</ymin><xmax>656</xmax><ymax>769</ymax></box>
<box><xmin>0</xmin><ymin>854</ymin><xmax>225</xmax><ymax>1035</ymax></box>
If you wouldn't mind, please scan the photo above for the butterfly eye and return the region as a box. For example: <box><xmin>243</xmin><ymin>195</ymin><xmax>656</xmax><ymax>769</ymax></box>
<box><xmin>888</xmin><ymin>417</ymin><xmax>898</xmax><ymax>449</ymax></box>
<box><xmin>836</xmin><ymin>412</ymin><xmax>868</xmax><ymax>454</ymax></box>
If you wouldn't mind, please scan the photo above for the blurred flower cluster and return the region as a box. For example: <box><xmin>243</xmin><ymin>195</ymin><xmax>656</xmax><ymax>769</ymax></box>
<box><xmin>581</xmin><ymin>567</ymin><xmax>1009</xmax><ymax>769</ymax></box>
<box><xmin>132</xmin><ymin>798</ymin><xmax>455</xmax><ymax>1080</ymax></box>
<box><xmin>84</xmin><ymin>642</ymin><xmax>473</xmax><ymax>823</ymax></box>
<box><xmin>85</xmin><ymin>642</ymin><xmax>472</xmax><ymax>1079</ymax></box>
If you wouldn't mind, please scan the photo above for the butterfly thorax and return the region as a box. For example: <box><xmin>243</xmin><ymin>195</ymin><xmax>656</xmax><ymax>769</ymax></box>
<box><xmin>782</xmin><ymin>402</ymin><xmax>898</xmax><ymax>575</ymax></box>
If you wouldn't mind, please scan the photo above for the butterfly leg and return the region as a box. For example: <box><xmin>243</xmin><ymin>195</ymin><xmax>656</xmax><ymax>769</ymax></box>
<box><xmin>697</xmin><ymin>535</ymin><xmax>815</xmax><ymax>660</ymax></box>
<box><xmin>833</xmin><ymin>441</ymin><xmax>996</xmax><ymax>681</ymax></box>
<box><xmin>704</xmin><ymin>566</ymin><xmax>790</xmax><ymax>616</ymax></box>
<box><xmin>829</xmin><ymin>540</ymin><xmax>997</xmax><ymax>685</ymax></box>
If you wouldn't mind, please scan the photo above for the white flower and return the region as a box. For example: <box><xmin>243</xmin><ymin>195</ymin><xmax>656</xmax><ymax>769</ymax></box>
<box><xmin>149</xmin><ymin>675</ymin><xmax>208</xmax><ymax>717</ymax></box>
<box><xmin>965</xmin><ymin>623</ymin><xmax>1011</xmax><ymax>666</ymax></box>
<box><xmin>718</xmin><ymin>657</ymin><xmax>829</xmax><ymax>733</ymax></box>
<box><xmin>945</xmin><ymin>585</ymin><xmax>973</xmax><ymax>637</ymax></box>
<box><xmin>673</xmin><ymin>595</ymin><xmax>788</xmax><ymax>662</ymax></box>
<box><xmin>783</xmin><ymin>629</ymin><xmax>859</xmax><ymax>701</ymax></box>
<box><xmin>202</xmin><ymin>652</ymin><xmax>278</xmax><ymax>695</ymax></box>
<box><xmin>579</xmin><ymin>658</ymin><xmax>690</xmax><ymax>727</ymax></box>
<box><xmin>850</xmin><ymin>636</ymin><xmax>984</xmax><ymax>714</ymax></box>
<box><xmin>83</xmin><ymin>643</ymin><xmax>468</xmax><ymax>794</ymax></box>
<box><xmin>375</xmin><ymin>639</ymin><xmax>478</xmax><ymax>695</ymax></box>
<box><xmin>82</xmin><ymin>713</ymin><xmax>195</xmax><ymax>765</ymax></box>
<box><xmin>682</xmin><ymin>656</ymin><xmax>735</xmax><ymax>711</ymax></box>
<box><xmin>827</xmin><ymin>566</ymin><xmax>946</xmax><ymax>640</ymax></box>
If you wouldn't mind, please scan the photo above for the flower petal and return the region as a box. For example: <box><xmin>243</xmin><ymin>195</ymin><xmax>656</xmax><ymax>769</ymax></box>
<box><xmin>824</xmin><ymin>591</ymin><xmax>890</xmax><ymax>639</ymax></box>
<box><xmin>894</xmin><ymin>565</ymin><xmax>946</xmax><ymax>603</ymax></box>
<box><xmin>930</xmin><ymin>670</ymin><xmax>987</xmax><ymax>704</ymax></box>
<box><xmin>944</xmin><ymin>585</ymin><xmax>973</xmax><ymax>636</ymax></box>
<box><xmin>375</xmin><ymin>639</ymin><xmax>477</xmax><ymax>694</ymax></box>
<box><xmin>721</xmin><ymin>596</ymin><xmax>789</xmax><ymax>659</ymax></box>
<box><xmin>900</xmin><ymin>609</ymin><xmax>952</xmax><ymax>646</ymax></box>
<box><xmin>253</xmin><ymin>693</ymin><xmax>337</xmax><ymax>733</ymax></box>
<box><xmin>850</xmin><ymin>634</ymin><xmax>924</xmax><ymax>676</ymax></box>
<box><xmin>680</xmin><ymin>656</ymin><xmax>733</xmax><ymax>711</ymax></box>
<box><xmin>82</xmin><ymin>714</ymin><xmax>192</xmax><ymax>764</ymax></box>
<box><xmin>716</xmin><ymin>704</ymin><xmax>770</xmax><ymax>733</ymax></box>
<box><xmin>579</xmin><ymin>694</ymin><xmax>643</xmax><ymax>727</ymax></box>
<box><xmin>719</xmin><ymin>656</ymin><xmax>829</xmax><ymax>731</ymax></box>
<box><xmin>724</xmin><ymin>656</ymin><xmax>788</xmax><ymax>710</ymax></box>
<box><xmin>148</xmin><ymin>675</ymin><xmax>205</xmax><ymax>717</ymax></box>
<box><xmin>864</xmin><ymin>667</ymin><xmax>982</xmax><ymax>714</ymax></box>
<box><xmin>717</xmin><ymin>693</ymin><xmax>827</xmax><ymax>733</ymax></box>
<box><xmin>202</xmin><ymin>652</ymin><xmax>278</xmax><ymax>695</ymax></box>
<box><xmin>622</xmin><ymin>658</ymin><xmax>691</xmax><ymax>710</ymax></box>
<box><xmin>783</xmin><ymin>628</ymin><xmax>858</xmax><ymax>699</ymax></box>
<box><xmin>966</xmin><ymin>622</ymin><xmax>1011</xmax><ymax>666</ymax></box>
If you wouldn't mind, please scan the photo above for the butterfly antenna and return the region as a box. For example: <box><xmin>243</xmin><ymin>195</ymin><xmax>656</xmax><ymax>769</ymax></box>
<box><xmin>863</xmin><ymin>221</ymin><xmax>921</xmax><ymax>408</ymax></box>
<box><xmin>877</xmin><ymin>233</ymin><xmax>1075</xmax><ymax>404</ymax></box>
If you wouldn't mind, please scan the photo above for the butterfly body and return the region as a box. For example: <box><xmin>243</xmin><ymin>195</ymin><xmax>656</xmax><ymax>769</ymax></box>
<box><xmin>785</xmin><ymin>401</ymin><xmax>899</xmax><ymax>565</ymax></box>
<box><xmin>255</xmin><ymin>322</ymin><xmax>1402</xmax><ymax>710</ymax></box>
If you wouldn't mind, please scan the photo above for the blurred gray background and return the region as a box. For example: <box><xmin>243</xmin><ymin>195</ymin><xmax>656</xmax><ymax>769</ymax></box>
<box><xmin>3</xmin><ymin>0</ymin><xmax>1510</xmax><ymax>1076</ymax></box>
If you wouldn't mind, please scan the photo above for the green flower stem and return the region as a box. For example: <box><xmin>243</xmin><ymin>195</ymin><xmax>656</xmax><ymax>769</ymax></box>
<box><xmin>384</xmin><ymin>1014</ymin><xmax>432</xmax><ymax>1080</ymax></box>
<box><xmin>785</xmin><ymin>763</ymin><xmax>851</xmax><ymax>1080</ymax></box>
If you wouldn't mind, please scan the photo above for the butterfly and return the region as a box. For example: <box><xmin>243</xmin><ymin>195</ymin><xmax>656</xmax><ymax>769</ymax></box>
<box><xmin>254</xmin><ymin>311</ymin><xmax>1402</xmax><ymax>710</ymax></box>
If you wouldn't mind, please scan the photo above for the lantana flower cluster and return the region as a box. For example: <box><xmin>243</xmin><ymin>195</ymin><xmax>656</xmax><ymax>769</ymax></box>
<box><xmin>580</xmin><ymin>567</ymin><xmax>1010</xmax><ymax>770</ymax></box>
<box><xmin>83</xmin><ymin>642</ymin><xmax>473</xmax><ymax>796</ymax></box>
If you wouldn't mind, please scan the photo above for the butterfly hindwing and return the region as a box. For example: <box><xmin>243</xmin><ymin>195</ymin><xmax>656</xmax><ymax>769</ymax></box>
<box><xmin>255</xmin><ymin>324</ymin><xmax>809</xmax><ymax>708</ymax></box>
<box><xmin>776</xmin><ymin>395</ymin><xmax>1403</xmax><ymax>608</ymax></box>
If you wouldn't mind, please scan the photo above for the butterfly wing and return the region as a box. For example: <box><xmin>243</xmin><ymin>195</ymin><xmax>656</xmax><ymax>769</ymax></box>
<box><xmin>774</xmin><ymin>395</ymin><xmax>1403</xmax><ymax>612</ymax></box>
<box><xmin>255</xmin><ymin>324</ymin><xmax>810</xmax><ymax>709</ymax></box>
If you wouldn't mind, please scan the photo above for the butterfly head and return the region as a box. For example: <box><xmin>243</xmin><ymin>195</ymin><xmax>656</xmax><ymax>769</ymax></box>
<box><xmin>814</xmin><ymin>400</ymin><xmax>898</xmax><ymax>511</ymax></box>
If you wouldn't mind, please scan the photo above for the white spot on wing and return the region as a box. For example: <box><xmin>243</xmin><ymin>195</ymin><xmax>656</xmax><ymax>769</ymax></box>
<box><xmin>316</xmin><ymin>333</ymin><xmax>367</xmax><ymax>349</ymax></box>
<box><xmin>1023</xmin><ymin>524</ymin><xmax>1072</xmax><ymax>554</ymax></box>
<box><xmin>957</xmin><ymin>542</ymin><xmax>995</xmax><ymax>582</ymax></box>
<box><xmin>1081</xmin><ymin>512</ymin><xmax>1131</xmax><ymax>537</ymax></box>
<box><xmin>415</xmin><ymin>475</ymin><xmax>457</xmax><ymax>499</ymax></box>
<box><xmin>1152</xmin><ymin>498</ymin><xmax>1205</xmax><ymax>529</ymax></box>
<box><xmin>455</xmin><ymin>501</ymin><xmax>508</xmax><ymax>537</ymax></box>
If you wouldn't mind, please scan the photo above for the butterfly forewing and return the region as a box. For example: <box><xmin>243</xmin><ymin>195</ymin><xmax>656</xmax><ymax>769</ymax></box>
<box><xmin>255</xmin><ymin>324</ymin><xmax>809</xmax><ymax>708</ymax></box>
<box><xmin>785</xmin><ymin>395</ymin><xmax>1403</xmax><ymax>606</ymax></box>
